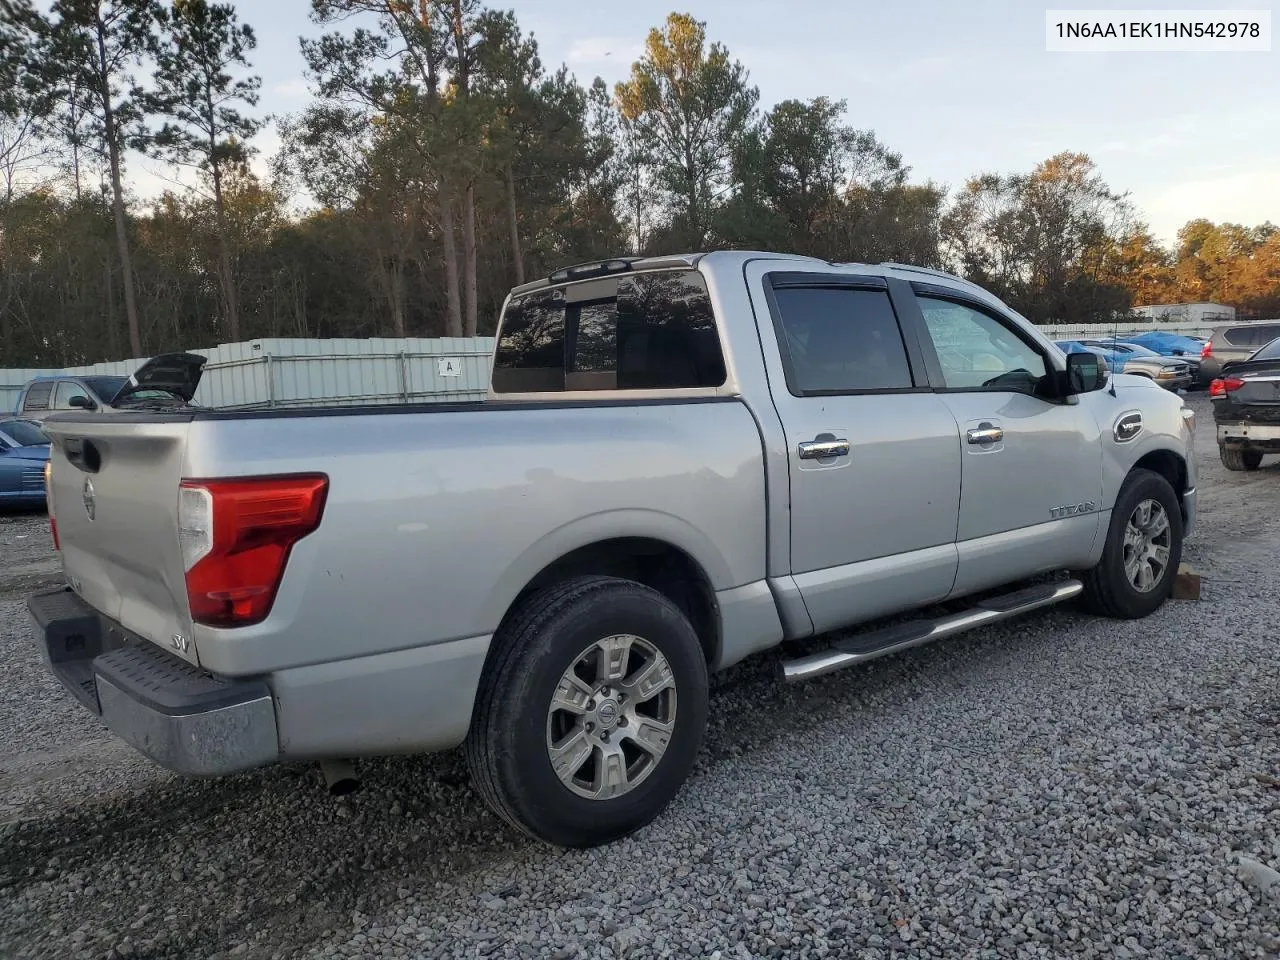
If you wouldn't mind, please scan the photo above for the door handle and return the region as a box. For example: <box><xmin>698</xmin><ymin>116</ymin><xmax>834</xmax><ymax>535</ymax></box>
<box><xmin>966</xmin><ymin>426</ymin><xmax>1004</xmax><ymax>444</ymax></box>
<box><xmin>798</xmin><ymin>438</ymin><xmax>850</xmax><ymax>459</ymax></box>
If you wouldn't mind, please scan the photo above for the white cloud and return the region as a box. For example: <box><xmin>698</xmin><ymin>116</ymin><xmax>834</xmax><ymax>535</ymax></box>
<box><xmin>1144</xmin><ymin>167</ymin><xmax>1280</xmax><ymax>244</ymax></box>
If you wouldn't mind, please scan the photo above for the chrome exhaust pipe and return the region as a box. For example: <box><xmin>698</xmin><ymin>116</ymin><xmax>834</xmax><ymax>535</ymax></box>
<box><xmin>319</xmin><ymin>759</ymin><xmax>360</xmax><ymax>796</ymax></box>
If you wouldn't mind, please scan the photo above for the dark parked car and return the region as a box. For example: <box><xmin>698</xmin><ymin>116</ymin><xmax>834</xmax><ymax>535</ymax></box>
<box><xmin>0</xmin><ymin>418</ymin><xmax>51</xmax><ymax>507</ymax></box>
<box><xmin>1200</xmin><ymin>321</ymin><xmax>1280</xmax><ymax>383</ymax></box>
<box><xmin>13</xmin><ymin>375</ymin><xmax>129</xmax><ymax>422</ymax></box>
<box><xmin>1209</xmin><ymin>335</ymin><xmax>1280</xmax><ymax>470</ymax></box>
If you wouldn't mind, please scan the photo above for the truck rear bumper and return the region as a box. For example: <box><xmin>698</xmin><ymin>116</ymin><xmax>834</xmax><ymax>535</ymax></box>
<box><xmin>1218</xmin><ymin>422</ymin><xmax>1280</xmax><ymax>450</ymax></box>
<box><xmin>28</xmin><ymin>586</ymin><xmax>278</xmax><ymax>776</ymax></box>
<box><xmin>28</xmin><ymin>585</ymin><xmax>491</xmax><ymax>774</ymax></box>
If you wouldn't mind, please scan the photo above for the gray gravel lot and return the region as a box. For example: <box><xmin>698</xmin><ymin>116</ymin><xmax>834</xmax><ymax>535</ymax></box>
<box><xmin>1</xmin><ymin>394</ymin><xmax>1278</xmax><ymax>960</ymax></box>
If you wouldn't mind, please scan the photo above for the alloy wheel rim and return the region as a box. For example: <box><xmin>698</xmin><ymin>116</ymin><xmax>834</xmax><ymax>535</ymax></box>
<box><xmin>545</xmin><ymin>634</ymin><xmax>677</xmax><ymax>800</ymax></box>
<box><xmin>1122</xmin><ymin>498</ymin><xmax>1172</xmax><ymax>593</ymax></box>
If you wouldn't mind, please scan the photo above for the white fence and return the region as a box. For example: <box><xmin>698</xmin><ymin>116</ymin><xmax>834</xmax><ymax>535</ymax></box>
<box><xmin>1039</xmin><ymin>320</ymin><xmax>1216</xmax><ymax>341</ymax></box>
<box><xmin>2</xmin><ymin>336</ymin><xmax>496</xmax><ymax>414</ymax></box>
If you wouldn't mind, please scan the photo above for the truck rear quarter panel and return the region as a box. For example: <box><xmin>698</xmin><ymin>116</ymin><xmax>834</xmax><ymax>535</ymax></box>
<box><xmin>186</xmin><ymin>399</ymin><xmax>769</xmax><ymax>676</ymax></box>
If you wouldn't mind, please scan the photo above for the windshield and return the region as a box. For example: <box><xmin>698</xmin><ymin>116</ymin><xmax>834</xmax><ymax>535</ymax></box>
<box><xmin>82</xmin><ymin>376</ymin><xmax>128</xmax><ymax>402</ymax></box>
<box><xmin>0</xmin><ymin>419</ymin><xmax>49</xmax><ymax>446</ymax></box>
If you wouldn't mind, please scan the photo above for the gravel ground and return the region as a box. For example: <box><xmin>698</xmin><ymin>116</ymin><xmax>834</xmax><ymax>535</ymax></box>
<box><xmin>1</xmin><ymin>394</ymin><xmax>1278</xmax><ymax>960</ymax></box>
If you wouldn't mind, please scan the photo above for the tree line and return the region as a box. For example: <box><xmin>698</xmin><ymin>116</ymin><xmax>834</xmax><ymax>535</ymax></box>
<box><xmin>1</xmin><ymin>3</ymin><xmax>1277</xmax><ymax>368</ymax></box>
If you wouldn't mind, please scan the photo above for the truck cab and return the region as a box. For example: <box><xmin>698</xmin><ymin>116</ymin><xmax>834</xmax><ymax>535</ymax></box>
<box><xmin>15</xmin><ymin>375</ymin><xmax>129</xmax><ymax>421</ymax></box>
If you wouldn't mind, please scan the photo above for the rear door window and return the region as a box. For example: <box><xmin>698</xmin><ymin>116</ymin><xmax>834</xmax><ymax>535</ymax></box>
<box><xmin>21</xmin><ymin>381</ymin><xmax>52</xmax><ymax>412</ymax></box>
<box><xmin>768</xmin><ymin>286</ymin><xmax>915</xmax><ymax>394</ymax></box>
<box><xmin>492</xmin><ymin>270</ymin><xmax>727</xmax><ymax>393</ymax></box>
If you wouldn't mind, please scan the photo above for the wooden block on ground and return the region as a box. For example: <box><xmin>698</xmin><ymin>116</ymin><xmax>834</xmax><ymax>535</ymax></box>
<box><xmin>1172</xmin><ymin>563</ymin><xmax>1201</xmax><ymax>601</ymax></box>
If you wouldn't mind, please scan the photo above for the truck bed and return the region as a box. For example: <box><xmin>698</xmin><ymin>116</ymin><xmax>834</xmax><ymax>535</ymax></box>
<box><xmin>41</xmin><ymin>395</ymin><xmax>772</xmax><ymax>680</ymax></box>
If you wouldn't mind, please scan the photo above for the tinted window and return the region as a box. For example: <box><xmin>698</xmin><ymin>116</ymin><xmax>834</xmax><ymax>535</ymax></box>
<box><xmin>21</xmin><ymin>381</ymin><xmax>52</xmax><ymax>411</ymax></box>
<box><xmin>1222</xmin><ymin>325</ymin><xmax>1280</xmax><ymax>347</ymax></box>
<box><xmin>491</xmin><ymin>270</ymin><xmax>726</xmax><ymax>393</ymax></box>
<box><xmin>491</xmin><ymin>290</ymin><xmax>567</xmax><ymax>392</ymax></box>
<box><xmin>1251</xmin><ymin>325</ymin><xmax>1280</xmax><ymax>346</ymax></box>
<box><xmin>770</xmin><ymin>287</ymin><xmax>914</xmax><ymax>394</ymax></box>
<box><xmin>917</xmin><ymin>296</ymin><xmax>1048</xmax><ymax>394</ymax></box>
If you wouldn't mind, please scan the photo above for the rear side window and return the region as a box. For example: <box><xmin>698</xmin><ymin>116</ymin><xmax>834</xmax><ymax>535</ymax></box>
<box><xmin>21</xmin><ymin>381</ymin><xmax>52</xmax><ymax>411</ymax></box>
<box><xmin>491</xmin><ymin>270</ymin><xmax>726</xmax><ymax>393</ymax></box>
<box><xmin>769</xmin><ymin>286</ymin><xmax>914</xmax><ymax>394</ymax></box>
<box><xmin>1223</xmin><ymin>325</ymin><xmax>1280</xmax><ymax>347</ymax></box>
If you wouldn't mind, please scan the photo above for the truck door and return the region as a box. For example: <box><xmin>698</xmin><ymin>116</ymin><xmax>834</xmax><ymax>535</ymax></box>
<box><xmin>748</xmin><ymin>269</ymin><xmax>963</xmax><ymax>635</ymax></box>
<box><xmin>901</xmin><ymin>283</ymin><xmax>1103</xmax><ymax>598</ymax></box>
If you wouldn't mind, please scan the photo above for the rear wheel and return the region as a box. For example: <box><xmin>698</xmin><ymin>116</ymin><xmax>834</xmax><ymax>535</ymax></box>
<box><xmin>1220</xmin><ymin>446</ymin><xmax>1263</xmax><ymax>471</ymax></box>
<box><xmin>465</xmin><ymin>575</ymin><xmax>708</xmax><ymax>848</ymax></box>
<box><xmin>1078</xmin><ymin>468</ymin><xmax>1183</xmax><ymax>619</ymax></box>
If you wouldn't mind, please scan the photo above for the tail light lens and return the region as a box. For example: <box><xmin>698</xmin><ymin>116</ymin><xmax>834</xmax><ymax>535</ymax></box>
<box><xmin>1208</xmin><ymin>376</ymin><xmax>1244</xmax><ymax>397</ymax></box>
<box><xmin>179</xmin><ymin>474</ymin><xmax>329</xmax><ymax>628</ymax></box>
<box><xmin>45</xmin><ymin>460</ymin><xmax>58</xmax><ymax>551</ymax></box>
<box><xmin>1201</xmin><ymin>341</ymin><xmax>1212</xmax><ymax>358</ymax></box>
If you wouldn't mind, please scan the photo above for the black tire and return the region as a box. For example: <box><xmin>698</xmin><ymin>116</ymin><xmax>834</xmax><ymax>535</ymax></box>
<box><xmin>1078</xmin><ymin>468</ymin><xmax>1183</xmax><ymax>619</ymax></box>
<box><xmin>465</xmin><ymin>575</ymin><xmax>709</xmax><ymax>848</ymax></box>
<box><xmin>1220</xmin><ymin>446</ymin><xmax>1262</xmax><ymax>471</ymax></box>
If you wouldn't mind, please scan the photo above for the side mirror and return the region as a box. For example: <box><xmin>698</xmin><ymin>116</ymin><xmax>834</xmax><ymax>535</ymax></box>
<box><xmin>1064</xmin><ymin>351</ymin><xmax>1106</xmax><ymax>394</ymax></box>
<box><xmin>68</xmin><ymin>395</ymin><xmax>96</xmax><ymax>410</ymax></box>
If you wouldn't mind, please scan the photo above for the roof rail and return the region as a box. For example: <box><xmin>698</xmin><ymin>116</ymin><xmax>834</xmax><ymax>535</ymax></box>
<box><xmin>508</xmin><ymin>253</ymin><xmax>712</xmax><ymax>297</ymax></box>
<box><xmin>877</xmin><ymin>262</ymin><xmax>966</xmax><ymax>283</ymax></box>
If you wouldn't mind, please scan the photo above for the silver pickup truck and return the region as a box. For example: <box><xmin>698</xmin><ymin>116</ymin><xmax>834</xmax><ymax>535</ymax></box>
<box><xmin>29</xmin><ymin>251</ymin><xmax>1197</xmax><ymax>848</ymax></box>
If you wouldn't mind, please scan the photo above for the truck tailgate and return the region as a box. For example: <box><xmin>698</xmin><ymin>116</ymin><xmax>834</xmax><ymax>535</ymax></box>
<box><xmin>44</xmin><ymin>417</ymin><xmax>198</xmax><ymax>665</ymax></box>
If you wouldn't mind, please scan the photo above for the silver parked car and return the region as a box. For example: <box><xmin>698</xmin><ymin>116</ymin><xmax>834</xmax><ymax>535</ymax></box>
<box><xmin>1199</xmin><ymin>320</ymin><xmax>1280</xmax><ymax>382</ymax></box>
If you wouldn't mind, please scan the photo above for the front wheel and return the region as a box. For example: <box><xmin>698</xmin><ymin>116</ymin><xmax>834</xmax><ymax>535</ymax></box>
<box><xmin>465</xmin><ymin>576</ymin><xmax>709</xmax><ymax>848</ymax></box>
<box><xmin>1077</xmin><ymin>468</ymin><xmax>1183</xmax><ymax>619</ymax></box>
<box><xmin>1220</xmin><ymin>446</ymin><xmax>1263</xmax><ymax>471</ymax></box>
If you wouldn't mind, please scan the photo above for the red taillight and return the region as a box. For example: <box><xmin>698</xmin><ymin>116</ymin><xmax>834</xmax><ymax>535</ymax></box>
<box><xmin>1201</xmin><ymin>341</ymin><xmax>1212</xmax><ymax>358</ymax></box>
<box><xmin>1208</xmin><ymin>376</ymin><xmax>1244</xmax><ymax>397</ymax></box>
<box><xmin>179</xmin><ymin>474</ymin><xmax>328</xmax><ymax>628</ymax></box>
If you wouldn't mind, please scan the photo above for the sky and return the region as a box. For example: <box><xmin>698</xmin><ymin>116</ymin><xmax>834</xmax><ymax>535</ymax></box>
<box><xmin>126</xmin><ymin>0</ymin><xmax>1280</xmax><ymax>247</ymax></box>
